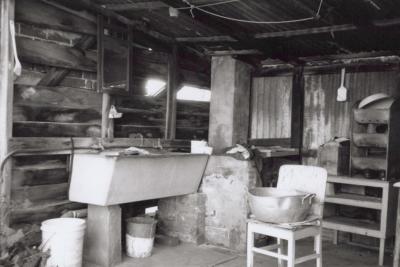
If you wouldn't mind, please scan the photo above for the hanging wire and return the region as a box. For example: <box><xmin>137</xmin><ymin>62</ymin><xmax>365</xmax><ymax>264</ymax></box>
<box><xmin>177</xmin><ymin>0</ymin><xmax>240</xmax><ymax>10</ymax></box>
<box><xmin>182</xmin><ymin>0</ymin><xmax>324</xmax><ymax>24</ymax></box>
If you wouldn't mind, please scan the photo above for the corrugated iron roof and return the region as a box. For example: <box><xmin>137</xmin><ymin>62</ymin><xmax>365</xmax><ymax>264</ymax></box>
<box><xmin>92</xmin><ymin>0</ymin><xmax>400</xmax><ymax>59</ymax></box>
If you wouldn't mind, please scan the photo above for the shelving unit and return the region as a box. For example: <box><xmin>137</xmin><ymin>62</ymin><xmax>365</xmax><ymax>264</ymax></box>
<box><xmin>324</xmin><ymin>176</ymin><xmax>397</xmax><ymax>266</ymax></box>
<box><xmin>350</xmin><ymin>100</ymin><xmax>400</xmax><ymax>180</ymax></box>
<box><xmin>322</xmin><ymin>99</ymin><xmax>400</xmax><ymax>266</ymax></box>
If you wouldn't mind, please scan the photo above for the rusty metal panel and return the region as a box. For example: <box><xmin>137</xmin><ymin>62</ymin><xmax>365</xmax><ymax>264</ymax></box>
<box><xmin>250</xmin><ymin>76</ymin><xmax>292</xmax><ymax>139</ymax></box>
<box><xmin>303</xmin><ymin>70</ymin><xmax>398</xmax><ymax>165</ymax></box>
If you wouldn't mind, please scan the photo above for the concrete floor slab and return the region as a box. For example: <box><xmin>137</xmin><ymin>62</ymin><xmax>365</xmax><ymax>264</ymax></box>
<box><xmin>116</xmin><ymin>239</ymin><xmax>391</xmax><ymax>267</ymax></box>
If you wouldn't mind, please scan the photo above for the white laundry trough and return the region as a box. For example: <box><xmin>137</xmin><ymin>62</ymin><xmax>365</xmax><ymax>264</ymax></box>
<box><xmin>69</xmin><ymin>152</ymin><xmax>209</xmax><ymax>206</ymax></box>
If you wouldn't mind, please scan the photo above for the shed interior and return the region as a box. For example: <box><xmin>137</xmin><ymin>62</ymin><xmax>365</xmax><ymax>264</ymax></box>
<box><xmin>1</xmin><ymin>0</ymin><xmax>400</xmax><ymax>266</ymax></box>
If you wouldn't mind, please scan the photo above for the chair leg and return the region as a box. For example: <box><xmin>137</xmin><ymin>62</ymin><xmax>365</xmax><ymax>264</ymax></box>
<box><xmin>277</xmin><ymin>238</ymin><xmax>283</xmax><ymax>267</ymax></box>
<box><xmin>287</xmin><ymin>238</ymin><xmax>295</xmax><ymax>267</ymax></box>
<box><xmin>247</xmin><ymin>225</ymin><xmax>254</xmax><ymax>267</ymax></box>
<box><xmin>315</xmin><ymin>233</ymin><xmax>322</xmax><ymax>267</ymax></box>
<box><xmin>379</xmin><ymin>238</ymin><xmax>385</xmax><ymax>266</ymax></box>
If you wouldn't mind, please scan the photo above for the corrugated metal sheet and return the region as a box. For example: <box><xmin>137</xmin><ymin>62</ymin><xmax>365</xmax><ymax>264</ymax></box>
<box><xmin>92</xmin><ymin>0</ymin><xmax>400</xmax><ymax>56</ymax></box>
<box><xmin>303</xmin><ymin>70</ymin><xmax>399</xmax><ymax>164</ymax></box>
<box><xmin>250</xmin><ymin>76</ymin><xmax>292</xmax><ymax>139</ymax></box>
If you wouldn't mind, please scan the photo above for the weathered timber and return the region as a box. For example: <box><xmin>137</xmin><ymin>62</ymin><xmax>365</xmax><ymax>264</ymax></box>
<box><xmin>248</xmin><ymin>138</ymin><xmax>292</xmax><ymax>147</ymax></box>
<box><xmin>254</xmin><ymin>18</ymin><xmax>400</xmax><ymax>39</ymax></box>
<box><xmin>13</xmin><ymin>121</ymin><xmax>101</xmax><ymax>137</ymax></box>
<box><xmin>165</xmin><ymin>45</ymin><xmax>178</xmax><ymax>139</ymax></box>
<box><xmin>205</xmin><ymin>49</ymin><xmax>262</xmax><ymax>56</ymax></box>
<box><xmin>14</xmin><ymin>85</ymin><xmax>102</xmax><ymax>110</ymax></box>
<box><xmin>291</xmin><ymin>67</ymin><xmax>304</xmax><ymax>152</ymax></box>
<box><xmin>14</xmin><ymin>106</ymin><xmax>101</xmax><ymax>124</ymax></box>
<box><xmin>38</xmin><ymin>36</ymin><xmax>96</xmax><ymax>86</ymax></box>
<box><xmin>176</xmin><ymin>36</ymin><xmax>237</xmax><ymax>43</ymax></box>
<box><xmin>0</xmin><ymin>0</ymin><xmax>15</xmax><ymax>244</ymax></box>
<box><xmin>16</xmin><ymin>0</ymin><xmax>97</xmax><ymax>35</ymax></box>
<box><xmin>11</xmin><ymin>183</ymin><xmax>69</xmax><ymax>208</ymax></box>
<box><xmin>10</xmin><ymin>200</ymin><xmax>85</xmax><ymax>225</ymax></box>
<box><xmin>105</xmin><ymin>1</ymin><xmax>168</xmax><ymax>10</ymax></box>
<box><xmin>17</xmin><ymin>37</ymin><xmax>97</xmax><ymax>72</ymax></box>
<box><xmin>13</xmin><ymin>166</ymin><xmax>68</xmax><ymax>187</ymax></box>
<box><xmin>9</xmin><ymin>137</ymin><xmax>191</xmax><ymax>151</ymax></box>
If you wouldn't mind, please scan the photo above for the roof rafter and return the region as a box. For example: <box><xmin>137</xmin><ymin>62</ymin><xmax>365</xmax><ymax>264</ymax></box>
<box><xmin>254</xmin><ymin>18</ymin><xmax>400</xmax><ymax>39</ymax></box>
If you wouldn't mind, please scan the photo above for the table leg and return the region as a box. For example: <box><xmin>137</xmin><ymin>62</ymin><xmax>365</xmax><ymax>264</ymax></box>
<box><xmin>85</xmin><ymin>204</ymin><xmax>122</xmax><ymax>267</ymax></box>
<box><xmin>393</xmin><ymin>193</ymin><xmax>400</xmax><ymax>267</ymax></box>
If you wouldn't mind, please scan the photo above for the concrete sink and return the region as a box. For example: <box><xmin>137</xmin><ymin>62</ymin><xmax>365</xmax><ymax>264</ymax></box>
<box><xmin>69</xmin><ymin>152</ymin><xmax>209</xmax><ymax>206</ymax></box>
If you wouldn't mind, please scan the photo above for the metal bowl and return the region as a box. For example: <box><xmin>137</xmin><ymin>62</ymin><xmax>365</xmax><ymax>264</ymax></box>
<box><xmin>248</xmin><ymin>187</ymin><xmax>315</xmax><ymax>224</ymax></box>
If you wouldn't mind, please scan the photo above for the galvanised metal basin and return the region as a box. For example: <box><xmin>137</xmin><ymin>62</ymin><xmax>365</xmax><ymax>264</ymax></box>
<box><xmin>248</xmin><ymin>188</ymin><xmax>315</xmax><ymax>224</ymax></box>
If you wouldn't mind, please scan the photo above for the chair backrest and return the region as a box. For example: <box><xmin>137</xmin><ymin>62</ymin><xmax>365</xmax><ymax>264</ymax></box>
<box><xmin>277</xmin><ymin>165</ymin><xmax>328</xmax><ymax>217</ymax></box>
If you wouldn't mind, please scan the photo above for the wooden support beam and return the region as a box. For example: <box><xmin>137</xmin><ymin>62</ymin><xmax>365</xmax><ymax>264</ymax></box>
<box><xmin>17</xmin><ymin>37</ymin><xmax>97</xmax><ymax>72</ymax></box>
<box><xmin>105</xmin><ymin>1</ymin><xmax>168</xmax><ymax>11</ymax></box>
<box><xmin>8</xmin><ymin>137</ymin><xmax>191</xmax><ymax>152</ymax></box>
<box><xmin>0</xmin><ymin>0</ymin><xmax>15</xmax><ymax>247</ymax></box>
<box><xmin>38</xmin><ymin>36</ymin><xmax>96</xmax><ymax>86</ymax></box>
<box><xmin>205</xmin><ymin>49</ymin><xmax>262</xmax><ymax>56</ymax></box>
<box><xmin>165</xmin><ymin>45</ymin><xmax>179</xmax><ymax>139</ymax></box>
<box><xmin>78</xmin><ymin>0</ymin><xmax>174</xmax><ymax>43</ymax></box>
<box><xmin>97</xmin><ymin>15</ymin><xmax>113</xmax><ymax>139</ymax></box>
<box><xmin>254</xmin><ymin>18</ymin><xmax>400</xmax><ymax>39</ymax></box>
<box><xmin>290</xmin><ymin>67</ymin><xmax>305</xmax><ymax>156</ymax></box>
<box><xmin>176</xmin><ymin>35</ymin><xmax>237</xmax><ymax>43</ymax></box>
<box><xmin>16</xmin><ymin>0</ymin><xmax>97</xmax><ymax>35</ymax></box>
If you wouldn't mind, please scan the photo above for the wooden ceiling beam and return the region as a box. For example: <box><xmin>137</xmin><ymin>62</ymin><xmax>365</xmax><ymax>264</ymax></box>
<box><xmin>105</xmin><ymin>1</ymin><xmax>168</xmax><ymax>11</ymax></box>
<box><xmin>205</xmin><ymin>49</ymin><xmax>262</xmax><ymax>56</ymax></box>
<box><xmin>75</xmin><ymin>0</ymin><xmax>175</xmax><ymax>43</ymax></box>
<box><xmin>255</xmin><ymin>18</ymin><xmax>400</xmax><ymax>39</ymax></box>
<box><xmin>176</xmin><ymin>35</ymin><xmax>237</xmax><ymax>43</ymax></box>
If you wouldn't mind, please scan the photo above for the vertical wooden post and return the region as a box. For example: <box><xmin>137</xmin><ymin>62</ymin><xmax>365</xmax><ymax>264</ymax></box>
<box><xmin>290</xmin><ymin>66</ymin><xmax>305</xmax><ymax>160</ymax></box>
<box><xmin>0</xmin><ymin>0</ymin><xmax>15</xmax><ymax>244</ymax></box>
<box><xmin>97</xmin><ymin>15</ymin><xmax>112</xmax><ymax>139</ymax></box>
<box><xmin>126</xmin><ymin>25</ymin><xmax>134</xmax><ymax>94</ymax></box>
<box><xmin>165</xmin><ymin>45</ymin><xmax>178</xmax><ymax>139</ymax></box>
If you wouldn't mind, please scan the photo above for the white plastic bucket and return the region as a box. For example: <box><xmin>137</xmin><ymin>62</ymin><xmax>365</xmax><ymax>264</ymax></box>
<box><xmin>126</xmin><ymin>216</ymin><xmax>157</xmax><ymax>258</ymax></box>
<box><xmin>41</xmin><ymin>218</ymin><xmax>86</xmax><ymax>267</ymax></box>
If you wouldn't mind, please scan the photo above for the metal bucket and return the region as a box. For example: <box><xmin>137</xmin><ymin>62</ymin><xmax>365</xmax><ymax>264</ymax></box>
<box><xmin>248</xmin><ymin>188</ymin><xmax>315</xmax><ymax>224</ymax></box>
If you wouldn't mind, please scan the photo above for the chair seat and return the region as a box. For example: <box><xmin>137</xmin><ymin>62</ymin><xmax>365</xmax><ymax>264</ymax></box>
<box><xmin>248</xmin><ymin>219</ymin><xmax>322</xmax><ymax>240</ymax></box>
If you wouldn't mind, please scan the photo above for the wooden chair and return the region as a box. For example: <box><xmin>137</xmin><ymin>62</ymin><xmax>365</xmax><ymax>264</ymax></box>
<box><xmin>247</xmin><ymin>165</ymin><xmax>328</xmax><ymax>267</ymax></box>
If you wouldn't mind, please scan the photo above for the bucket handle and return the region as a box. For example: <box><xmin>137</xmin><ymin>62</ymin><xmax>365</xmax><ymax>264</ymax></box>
<box><xmin>302</xmin><ymin>193</ymin><xmax>316</xmax><ymax>205</ymax></box>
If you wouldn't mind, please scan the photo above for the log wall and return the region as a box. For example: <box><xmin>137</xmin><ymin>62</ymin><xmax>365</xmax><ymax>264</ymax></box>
<box><xmin>9</xmin><ymin>0</ymin><xmax>210</xmax><ymax>233</ymax></box>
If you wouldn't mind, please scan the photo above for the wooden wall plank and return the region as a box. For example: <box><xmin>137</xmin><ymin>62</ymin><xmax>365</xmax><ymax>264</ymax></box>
<box><xmin>0</xmin><ymin>0</ymin><xmax>15</xmax><ymax>242</ymax></box>
<box><xmin>16</xmin><ymin>0</ymin><xmax>97</xmax><ymax>35</ymax></box>
<box><xmin>10</xmin><ymin>201</ymin><xmax>85</xmax><ymax>225</ymax></box>
<box><xmin>9</xmin><ymin>137</ymin><xmax>191</xmax><ymax>151</ymax></box>
<box><xmin>17</xmin><ymin>37</ymin><xmax>96</xmax><ymax>72</ymax></box>
<box><xmin>13</xmin><ymin>121</ymin><xmax>101</xmax><ymax>137</ymax></box>
<box><xmin>14</xmin><ymin>85</ymin><xmax>102</xmax><ymax>110</ymax></box>
<box><xmin>11</xmin><ymin>183</ymin><xmax>69</xmax><ymax>208</ymax></box>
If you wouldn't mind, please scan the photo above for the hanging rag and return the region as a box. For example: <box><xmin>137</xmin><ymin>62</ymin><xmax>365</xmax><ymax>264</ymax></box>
<box><xmin>9</xmin><ymin>20</ymin><xmax>22</xmax><ymax>78</ymax></box>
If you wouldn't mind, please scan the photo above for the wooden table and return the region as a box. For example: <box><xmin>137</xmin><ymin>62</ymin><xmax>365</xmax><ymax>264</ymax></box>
<box><xmin>253</xmin><ymin>147</ymin><xmax>299</xmax><ymax>186</ymax></box>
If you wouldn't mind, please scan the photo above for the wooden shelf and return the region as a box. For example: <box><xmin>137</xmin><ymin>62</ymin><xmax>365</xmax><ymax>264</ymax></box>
<box><xmin>324</xmin><ymin>216</ymin><xmax>381</xmax><ymax>238</ymax></box>
<box><xmin>327</xmin><ymin>176</ymin><xmax>389</xmax><ymax>188</ymax></box>
<box><xmin>352</xmin><ymin>133</ymin><xmax>387</xmax><ymax>148</ymax></box>
<box><xmin>325</xmin><ymin>193</ymin><xmax>382</xmax><ymax>210</ymax></box>
<box><xmin>351</xmin><ymin>156</ymin><xmax>386</xmax><ymax>171</ymax></box>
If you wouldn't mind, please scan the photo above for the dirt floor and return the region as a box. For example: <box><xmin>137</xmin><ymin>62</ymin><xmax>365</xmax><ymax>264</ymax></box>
<box><xmin>116</xmin><ymin>238</ymin><xmax>392</xmax><ymax>267</ymax></box>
